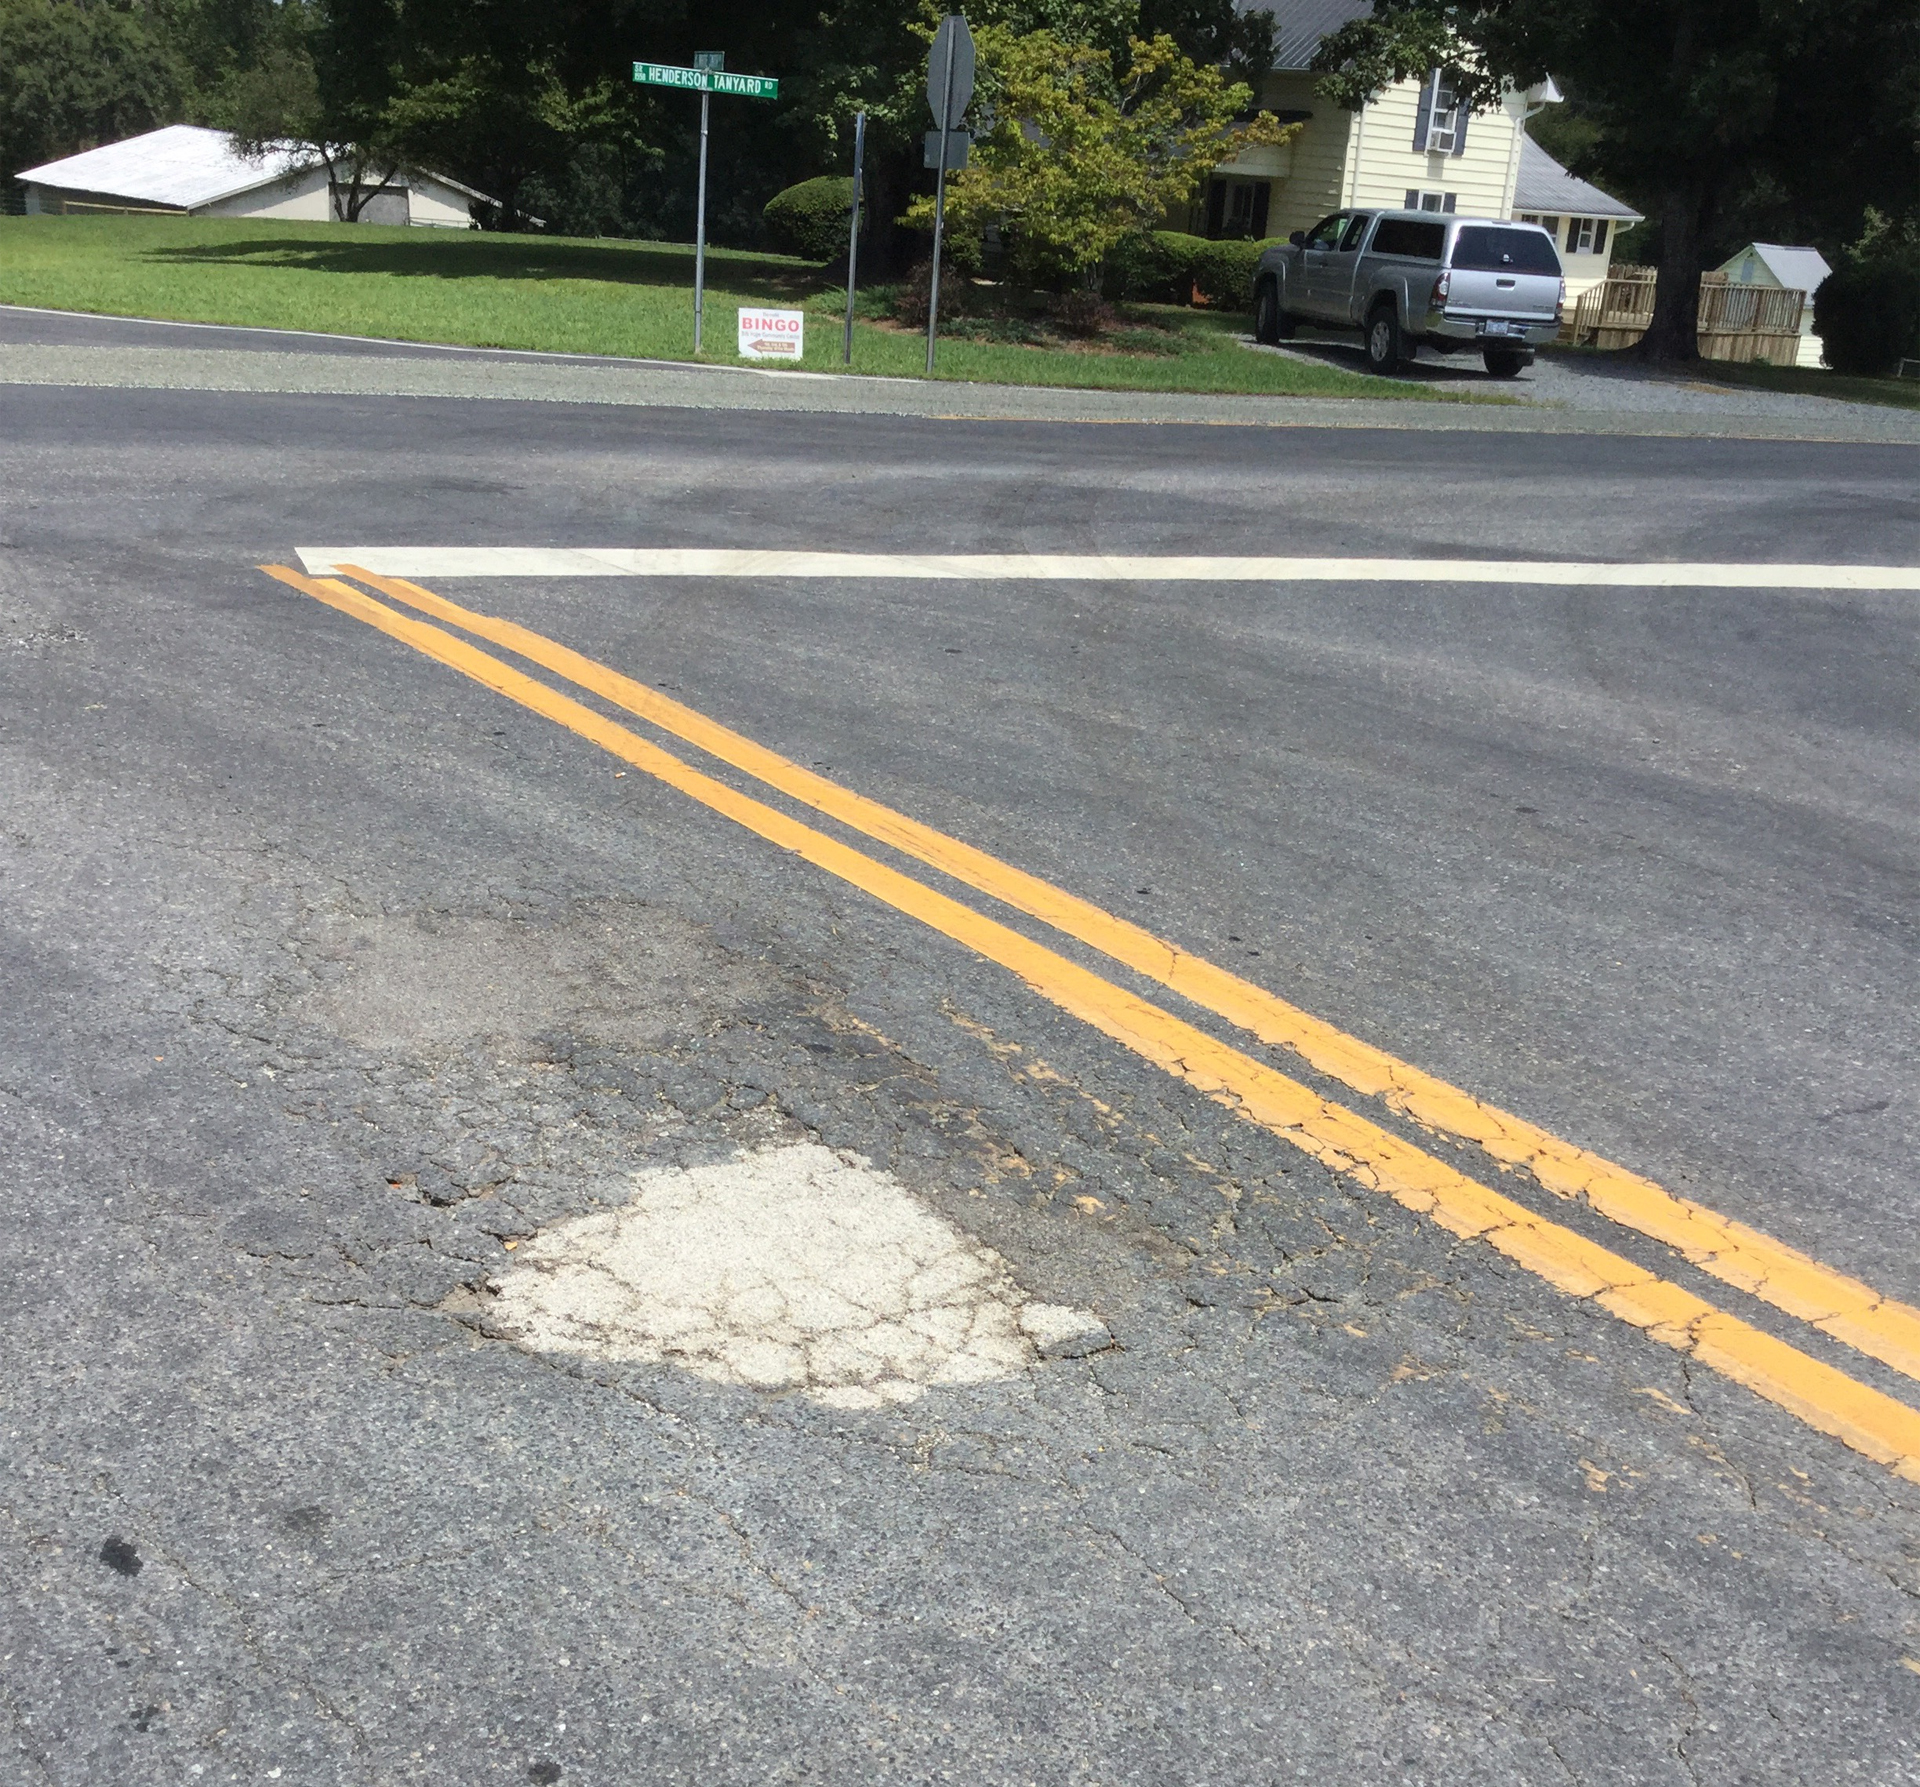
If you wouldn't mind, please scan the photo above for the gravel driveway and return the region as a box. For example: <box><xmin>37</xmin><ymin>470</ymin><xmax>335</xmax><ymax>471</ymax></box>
<box><xmin>1253</xmin><ymin>330</ymin><xmax>1896</xmax><ymax>420</ymax></box>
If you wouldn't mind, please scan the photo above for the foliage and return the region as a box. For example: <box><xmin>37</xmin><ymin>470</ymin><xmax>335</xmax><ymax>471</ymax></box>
<box><xmin>1104</xmin><ymin>229</ymin><xmax>1202</xmax><ymax>302</ymax></box>
<box><xmin>1100</xmin><ymin>230</ymin><xmax>1274</xmax><ymax>308</ymax></box>
<box><xmin>0</xmin><ymin>0</ymin><xmax>1291</xmax><ymax>246</ymax></box>
<box><xmin>1188</xmin><ymin>236</ymin><xmax>1273</xmax><ymax>307</ymax></box>
<box><xmin>764</xmin><ymin>177</ymin><xmax>857</xmax><ymax>261</ymax></box>
<box><xmin>1815</xmin><ymin>228</ymin><xmax>1920</xmax><ymax>377</ymax></box>
<box><xmin>906</xmin><ymin>27</ymin><xmax>1288</xmax><ymax>290</ymax></box>
<box><xmin>0</xmin><ymin>0</ymin><xmax>184</xmax><ymax>183</ymax></box>
<box><xmin>1308</xmin><ymin>0</ymin><xmax>1920</xmax><ymax>360</ymax></box>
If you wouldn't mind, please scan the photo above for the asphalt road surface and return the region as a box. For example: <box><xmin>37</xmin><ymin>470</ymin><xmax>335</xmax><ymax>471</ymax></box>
<box><xmin>3</xmin><ymin>321</ymin><xmax>1920</xmax><ymax>1786</ymax></box>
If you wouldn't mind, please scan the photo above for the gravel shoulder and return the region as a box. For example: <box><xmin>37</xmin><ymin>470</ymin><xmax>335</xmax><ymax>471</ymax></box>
<box><xmin>6</xmin><ymin>303</ymin><xmax>1919</xmax><ymax>443</ymax></box>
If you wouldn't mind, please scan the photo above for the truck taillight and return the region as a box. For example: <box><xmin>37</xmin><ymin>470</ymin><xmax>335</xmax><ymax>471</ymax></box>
<box><xmin>1556</xmin><ymin>278</ymin><xmax>1566</xmax><ymax>324</ymax></box>
<box><xmin>1431</xmin><ymin>271</ymin><xmax>1450</xmax><ymax>306</ymax></box>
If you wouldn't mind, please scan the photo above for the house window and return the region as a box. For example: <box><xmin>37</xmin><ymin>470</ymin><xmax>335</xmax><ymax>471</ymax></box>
<box><xmin>1404</xmin><ymin>189</ymin><xmax>1456</xmax><ymax>214</ymax></box>
<box><xmin>1565</xmin><ymin>217</ymin><xmax>1607</xmax><ymax>254</ymax></box>
<box><xmin>1424</xmin><ymin>70</ymin><xmax>1458</xmax><ymax>152</ymax></box>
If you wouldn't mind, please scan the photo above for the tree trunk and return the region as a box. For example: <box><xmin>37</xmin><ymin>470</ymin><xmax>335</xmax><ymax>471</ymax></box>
<box><xmin>1636</xmin><ymin>183</ymin><xmax>1705</xmax><ymax>362</ymax></box>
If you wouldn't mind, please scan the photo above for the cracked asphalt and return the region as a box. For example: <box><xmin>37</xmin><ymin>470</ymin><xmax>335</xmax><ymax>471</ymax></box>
<box><xmin>3</xmin><ymin>315</ymin><xmax>1920</xmax><ymax>1785</ymax></box>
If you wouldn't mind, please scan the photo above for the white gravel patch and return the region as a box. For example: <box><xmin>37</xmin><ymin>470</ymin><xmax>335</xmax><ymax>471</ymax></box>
<box><xmin>485</xmin><ymin>1142</ymin><xmax>1110</xmax><ymax>1408</ymax></box>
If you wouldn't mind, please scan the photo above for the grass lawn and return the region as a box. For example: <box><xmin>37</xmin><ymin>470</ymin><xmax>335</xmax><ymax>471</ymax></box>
<box><xmin>0</xmin><ymin>214</ymin><xmax>1466</xmax><ymax>401</ymax></box>
<box><xmin>1685</xmin><ymin>357</ymin><xmax>1920</xmax><ymax>413</ymax></box>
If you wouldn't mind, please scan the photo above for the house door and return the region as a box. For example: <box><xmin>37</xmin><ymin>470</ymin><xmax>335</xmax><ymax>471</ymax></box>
<box><xmin>1206</xmin><ymin>179</ymin><xmax>1271</xmax><ymax>241</ymax></box>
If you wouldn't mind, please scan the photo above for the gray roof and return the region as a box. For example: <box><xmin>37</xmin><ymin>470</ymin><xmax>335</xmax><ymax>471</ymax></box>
<box><xmin>1513</xmin><ymin>137</ymin><xmax>1643</xmax><ymax>222</ymax></box>
<box><xmin>17</xmin><ymin>122</ymin><xmax>497</xmax><ymax>211</ymax></box>
<box><xmin>1237</xmin><ymin>0</ymin><xmax>1375</xmax><ymax>72</ymax></box>
<box><xmin>1722</xmin><ymin>243</ymin><xmax>1831</xmax><ymax>294</ymax></box>
<box><xmin>17</xmin><ymin>125</ymin><xmax>318</xmax><ymax>209</ymax></box>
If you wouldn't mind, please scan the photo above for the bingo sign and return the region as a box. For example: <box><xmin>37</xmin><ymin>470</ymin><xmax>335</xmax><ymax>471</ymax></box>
<box><xmin>737</xmin><ymin>306</ymin><xmax>805</xmax><ymax>361</ymax></box>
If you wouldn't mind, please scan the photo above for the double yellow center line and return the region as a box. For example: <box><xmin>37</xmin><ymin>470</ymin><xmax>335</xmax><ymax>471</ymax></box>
<box><xmin>262</xmin><ymin>560</ymin><xmax>1920</xmax><ymax>1480</ymax></box>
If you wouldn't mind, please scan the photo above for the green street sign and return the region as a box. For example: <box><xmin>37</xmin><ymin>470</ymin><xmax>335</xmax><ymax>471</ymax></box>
<box><xmin>633</xmin><ymin>61</ymin><xmax>778</xmax><ymax>99</ymax></box>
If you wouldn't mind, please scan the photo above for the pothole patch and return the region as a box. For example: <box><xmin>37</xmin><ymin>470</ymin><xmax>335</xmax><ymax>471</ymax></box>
<box><xmin>482</xmin><ymin>1142</ymin><xmax>1110</xmax><ymax>1408</ymax></box>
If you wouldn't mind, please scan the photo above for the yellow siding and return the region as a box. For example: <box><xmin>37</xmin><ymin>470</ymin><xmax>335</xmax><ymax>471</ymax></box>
<box><xmin>1176</xmin><ymin>72</ymin><xmax>1526</xmax><ymax>239</ymax></box>
<box><xmin>1257</xmin><ymin>73</ymin><xmax>1352</xmax><ymax>237</ymax></box>
<box><xmin>1343</xmin><ymin>77</ymin><xmax>1523</xmax><ymax>217</ymax></box>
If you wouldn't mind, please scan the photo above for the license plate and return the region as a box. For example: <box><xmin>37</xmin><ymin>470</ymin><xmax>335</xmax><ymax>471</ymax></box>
<box><xmin>1480</xmin><ymin>320</ymin><xmax>1518</xmax><ymax>338</ymax></box>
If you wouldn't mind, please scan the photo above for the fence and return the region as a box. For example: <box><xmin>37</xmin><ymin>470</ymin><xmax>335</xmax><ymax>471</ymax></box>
<box><xmin>1569</xmin><ymin>267</ymin><xmax>1806</xmax><ymax>365</ymax></box>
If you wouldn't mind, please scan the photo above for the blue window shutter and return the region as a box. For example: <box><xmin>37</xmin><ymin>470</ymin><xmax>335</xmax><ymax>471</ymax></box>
<box><xmin>1442</xmin><ymin>193</ymin><xmax>1456</xmax><ymax>213</ymax></box>
<box><xmin>1594</xmin><ymin>220</ymin><xmax>1609</xmax><ymax>255</ymax></box>
<box><xmin>1451</xmin><ymin>101</ymin><xmax>1469</xmax><ymax>157</ymax></box>
<box><xmin>1413</xmin><ymin>71</ymin><xmax>1435</xmax><ymax>151</ymax></box>
<box><xmin>1405</xmin><ymin>188</ymin><xmax>1419</xmax><ymax>209</ymax></box>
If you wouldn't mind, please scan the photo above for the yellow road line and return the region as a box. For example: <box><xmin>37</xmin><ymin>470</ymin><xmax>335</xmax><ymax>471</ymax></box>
<box><xmin>334</xmin><ymin>564</ymin><xmax>1920</xmax><ymax>1390</ymax></box>
<box><xmin>263</xmin><ymin>561</ymin><xmax>1920</xmax><ymax>1481</ymax></box>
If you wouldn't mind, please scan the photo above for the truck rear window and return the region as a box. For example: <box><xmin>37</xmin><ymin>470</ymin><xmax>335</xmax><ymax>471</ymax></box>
<box><xmin>1370</xmin><ymin>218</ymin><xmax>1446</xmax><ymax>260</ymax></box>
<box><xmin>1450</xmin><ymin>227</ymin><xmax>1561</xmax><ymax>273</ymax></box>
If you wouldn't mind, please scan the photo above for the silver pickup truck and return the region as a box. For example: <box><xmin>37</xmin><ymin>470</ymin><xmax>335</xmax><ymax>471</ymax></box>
<box><xmin>1252</xmin><ymin>210</ymin><xmax>1565</xmax><ymax>378</ymax></box>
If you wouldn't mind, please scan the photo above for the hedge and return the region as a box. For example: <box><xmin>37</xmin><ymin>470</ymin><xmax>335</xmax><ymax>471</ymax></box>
<box><xmin>1814</xmin><ymin>250</ymin><xmax>1920</xmax><ymax>376</ymax></box>
<box><xmin>1103</xmin><ymin>230</ymin><xmax>1279</xmax><ymax>310</ymax></box>
<box><xmin>762</xmin><ymin>176</ymin><xmax>856</xmax><ymax>262</ymax></box>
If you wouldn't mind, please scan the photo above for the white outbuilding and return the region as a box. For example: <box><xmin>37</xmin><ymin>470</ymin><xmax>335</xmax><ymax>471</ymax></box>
<box><xmin>18</xmin><ymin>124</ymin><xmax>490</xmax><ymax>228</ymax></box>
<box><xmin>1714</xmin><ymin>243</ymin><xmax>1833</xmax><ymax>368</ymax></box>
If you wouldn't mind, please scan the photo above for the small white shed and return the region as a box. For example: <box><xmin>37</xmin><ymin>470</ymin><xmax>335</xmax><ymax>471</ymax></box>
<box><xmin>18</xmin><ymin>125</ymin><xmax>490</xmax><ymax>228</ymax></box>
<box><xmin>1714</xmin><ymin>243</ymin><xmax>1833</xmax><ymax>368</ymax></box>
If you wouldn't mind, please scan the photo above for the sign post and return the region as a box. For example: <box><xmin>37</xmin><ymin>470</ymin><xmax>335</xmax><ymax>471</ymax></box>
<box><xmin>924</xmin><ymin>14</ymin><xmax>975</xmax><ymax>375</ymax></box>
<box><xmin>843</xmin><ymin>108</ymin><xmax>866</xmax><ymax>366</ymax></box>
<box><xmin>634</xmin><ymin>55</ymin><xmax>781</xmax><ymax>354</ymax></box>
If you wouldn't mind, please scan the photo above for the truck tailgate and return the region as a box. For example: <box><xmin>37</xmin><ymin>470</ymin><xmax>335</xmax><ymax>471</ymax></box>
<box><xmin>1445</xmin><ymin>268</ymin><xmax>1560</xmax><ymax>320</ymax></box>
<box><xmin>1444</xmin><ymin>225</ymin><xmax>1563</xmax><ymax>321</ymax></box>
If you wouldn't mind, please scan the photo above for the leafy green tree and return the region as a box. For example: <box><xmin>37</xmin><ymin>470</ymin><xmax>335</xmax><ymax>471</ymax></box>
<box><xmin>1310</xmin><ymin>0</ymin><xmax>1920</xmax><ymax>360</ymax></box>
<box><xmin>0</xmin><ymin>0</ymin><xmax>183</xmax><ymax>184</ymax></box>
<box><xmin>912</xmin><ymin>26</ymin><xmax>1287</xmax><ymax>290</ymax></box>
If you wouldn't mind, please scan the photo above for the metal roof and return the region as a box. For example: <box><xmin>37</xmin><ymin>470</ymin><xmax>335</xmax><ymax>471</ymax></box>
<box><xmin>1513</xmin><ymin>137</ymin><xmax>1642</xmax><ymax>221</ymax></box>
<box><xmin>1237</xmin><ymin>0</ymin><xmax>1376</xmax><ymax>72</ymax></box>
<box><xmin>17</xmin><ymin>125</ymin><xmax>321</xmax><ymax>210</ymax></box>
<box><xmin>1722</xmin><ymin>243</ymin><xmax>1832</xmax><ymax>294</ymax></box>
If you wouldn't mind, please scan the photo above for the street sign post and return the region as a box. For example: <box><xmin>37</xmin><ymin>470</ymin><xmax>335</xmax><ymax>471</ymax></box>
<box><xmin>634</xmin><ymin>55</ymin><xmax>781</xmax><ymax>353</ymax></box>
<box><xmin>923</xmin><ymin>131</ymin><xmax>970</xmax><ymax>170</ymax></box>
<box><xmin>924</xmin><ymin>13</ymin><xmax>974</xmax><ymax>374</ymax></box>
<box><xmin>843</xmin><ymin>109</ymin><xmax>866</xmax><ymax>366</ymax></box>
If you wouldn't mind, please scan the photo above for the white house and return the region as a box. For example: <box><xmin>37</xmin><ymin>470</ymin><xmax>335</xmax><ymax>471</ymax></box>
<box><xmin>1512</xmin><ymin>136</ymin><xmax>1643</xmax><ymax>304</ymax></box>
<box><xmin>1198</xmin><ymin>0</ymin><xmax>1637</xmax><ymax>266</ymax></box>
<box><xmin>1714</xmin><ymin>243</ymin><xmax>1832</xmax><ymax>367</ymax></box>
<box><xmin>18</xmin><ymin>124</ymin><xmax>490</xmax><ymax>228</ymax></box>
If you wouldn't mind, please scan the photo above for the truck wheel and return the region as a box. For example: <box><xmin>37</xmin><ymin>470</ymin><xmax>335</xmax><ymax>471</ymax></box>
<box><xmin>1254</xmin><ymin>279</ymin><xmax>1281</xmax><ymax>345</ymax></box>
<box><xmin>1254</xmin><ymin>279</ymin><xmax>1294</xmax><ymax>345</ymax></box>
<box><xmin>1364</xmin><ymin>302</ymin><xmax>1402</xmax><ymax>376</ymax></box>
<box><xmin>1483</xmin><ymin>348</ymin><xmax>1527</xmax><ymax>378</ymax></box>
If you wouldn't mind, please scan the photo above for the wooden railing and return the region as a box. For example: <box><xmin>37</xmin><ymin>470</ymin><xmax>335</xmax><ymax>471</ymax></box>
<box><xmin>1569</xmin><ymin>267</ymin><xmax>1807</xmax><ymax>365</ymax></box>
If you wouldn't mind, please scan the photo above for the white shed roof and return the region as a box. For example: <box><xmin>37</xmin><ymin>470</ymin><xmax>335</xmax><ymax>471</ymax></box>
<box><xmin>1721</xmin><ymin>243</ymin><xmax>1832</xmax><ymax>294</ymax></box>
<box><xmin>17</xmin><ymin>125</ymin><xmax>321</xmax><ymax>209</ymax></box>
<box><xmin>1514</xmin><ymin>137</ymin><xmax>1643</xmax><ymax>222</ymax></box>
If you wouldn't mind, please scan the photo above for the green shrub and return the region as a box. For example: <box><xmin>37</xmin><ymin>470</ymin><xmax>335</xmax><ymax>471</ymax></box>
<box><xmin>1105</xmin><ymin>230</ymin><xmax>1204</xmax><ymax>303</ymax></box>
<box><xmin>1190</xmin><ymin>236</ymin><xmax>1279</xmax><ymax>311</ymax></box>
<box><xmin>1814</xmin><ymin>250</ymin><xmax>1920</xmax><ymax>376</ymax></box>
<box><xmin>762</xmin><ymin>177</ymin><xmax>855</xmax><ymax>261</ymax></box>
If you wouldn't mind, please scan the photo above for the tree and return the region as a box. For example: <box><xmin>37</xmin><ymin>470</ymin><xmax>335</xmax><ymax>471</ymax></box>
<box><xmin>911</xmin><ymin>26</ymin><xmax>1288</xmax><ymax>290</ymax></box>
<box><xmin>1310</xmin><ymin>0</ymin><xmax>1920</xmax><ymax>360</ymax></box>
<box><xmin>0</xmin><ymin>0</ymin><xmax>184</xmax><ymax>184</ymax></box>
